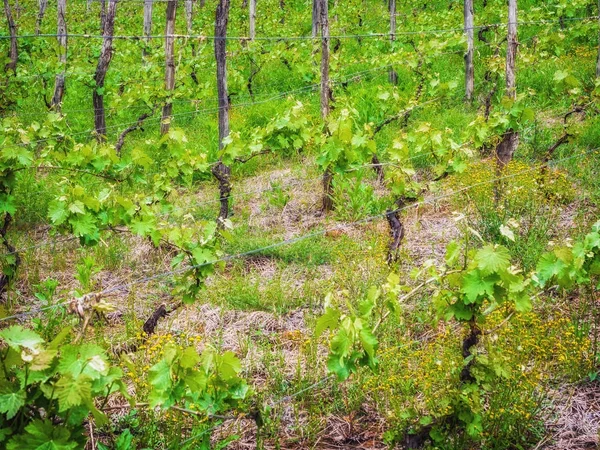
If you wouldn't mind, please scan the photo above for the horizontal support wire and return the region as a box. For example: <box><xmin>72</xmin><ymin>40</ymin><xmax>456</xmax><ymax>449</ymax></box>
<box><xmin>2</xmin><ymin>145</ymin><xmax>598</xmax><ymax>323</ymax></box>
<box><xmin>0</xmin><ymin>16</ymin><xmax>597</xmax><ymax>41</ymax></box>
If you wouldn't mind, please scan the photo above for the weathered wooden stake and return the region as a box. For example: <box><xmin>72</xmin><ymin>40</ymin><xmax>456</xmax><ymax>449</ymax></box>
<box><xmin>36</xmin><ymin>0</ymin><xmax>48</xmax><ymax>34</ymax></box>
<box><xmin>51</xmin><ymin>0</ymin><xmax>67</xmax><ymax>110</ymax></box>
<box><xmin>100</xmin><ymin>0</ymin><xmax>106</xmax><ymax>32</ymax></box>
<box><xmin>389</xmin><ymin>0</ymin><xmax>397</xmax><ymax>84</ymax></box>
<box><xmin>160</xmin><ymin>0</ymin><xmax>177</xmax><ymax>135</ymax></box>
<box><xmin>184</xmin><ymin>0</ymin><xmax>193</xmax><ymax>34</ymax></box>
<box><xmin>464</xmin><ymin>0</ymin><xmax>474</xmax><ymax>101</ymax></box>
<box><xmin>213</xmin><ymin>0</ymin><xmax>232</xmax><ymax>223</ymax></box>
<box><xmin>93</xmin><ymin>0</ymin><xmax>117</xmax><ymax>142</ymax></box>
<box><xmin>143</xmin><ymin>0</ymin><xmax>153</xmax><ymax>58</ymax></box>
<box><xmin>249</xmin><ymin>0</ymin><xmax>256</xmax><ymax>40</ymax></box>
<box><xmin>320</xmin><ymin>0</ymin><xmax>335</xmax><ymax>212</ymax></box>
<box><xmin>279</xmin><ymin>0</ymin><xmax>284</xmax><ymax>24</ymax></box>
<box><xmin>496</xmin><ymin>0</ymin><xmax>519</xmax><ymax>168</ymax></box>
<box><xmin>3</xmin><ymin>0</ymin><xmax>18</xmax><ymax>74</ymax></box>
<box><xmin>312</xmin><ymin>0</ymin><xmax>320</xmax><ymax>38</ymax></box>
<box><xmin>596</xmin><ymin>0</ymin><xmax>600</xmax><ymax>78</ymax></box>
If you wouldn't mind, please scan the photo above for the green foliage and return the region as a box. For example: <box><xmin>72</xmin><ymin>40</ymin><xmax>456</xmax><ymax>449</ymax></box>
<box><xmin>316</xmin><ymin>275</ymin><xmax>404</xmax><ymax>381</ymax></box>
<box><xmin>0</xmin><ymin>326</ymin><xmax>129</xmax><ymax>448</ymax></box>
<box><xmin>332</xmin><ymin>175</ymin><xmax>386</xmax><ymax>221</ymax></box>
<box><xmin>535</xmin><ymin>220</ymin><xmax>600</xmax><ymax>289</ymax></box>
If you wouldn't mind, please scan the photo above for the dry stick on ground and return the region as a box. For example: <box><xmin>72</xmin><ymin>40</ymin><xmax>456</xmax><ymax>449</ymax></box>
<box><xmin>213</xmin><ymin>0</ymin><xmax>232</xmax><ymax>225</ymax></box>
<box><xmin>51</xmin><ymin>0</ymin><xmax>67</xmax><ymax>110</ymax></box>
<box><xmin>115</xmin><ymin>105</ymin><xmax>158</xmax><ymax>155</ymax></box>
<box><xmin>113</xmin><ymin>302</ymin><xmax>183</xmax><ymax>355</ymax></box>
<box><xmin>3</xmin><ymin>0</ymin><xmax>18</xmax><ymax>74</ymax></box>
<box><xmin>93</xmin><ymin>0</ymin><xmax>117</xmax><ymax>143</ymax></box>
<box><xmin>160</xmin><ymin>0</ymin><xmax>177</xmax><ymax>135</ymax></box>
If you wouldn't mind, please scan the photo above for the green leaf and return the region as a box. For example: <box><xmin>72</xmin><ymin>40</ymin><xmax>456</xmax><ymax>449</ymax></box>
<box><xmin>449</xmin><ymin>301</ymin><xmax>473</xmax><ymax>321</ymax></box>
<box><xmin>130</xmin><ymin>218</ymin><xmax>155</xmax><ymax>237</ymax></box>
<box><xmin>148</xmin><ymin>359</ymin><xmax>172</xmax><ymax>393</ymax></box>
<box><xmin>326</xmin><ymin>354</ymin><xmax>351</xmax><ymax>381</ymax></box>
<box><xmin>513</xmin><ymin>292</ymin><xmax>532</xmax><ymax>312</ymax></box>
<box><xmin>536</xmin><ymin>252</ymin><xmax>567</xmax><ymax>287</ymax></box>
<box><xmin>0</xmin><ymin>385</ymin><xmax>25</xmax><ymax>419</ymax></box>
<box><xmin>48</xmin><ymin>201</ymin><xmax>68</xmax><ymax>226</ymax></box>
<box><xmin>315</xmin><ymin>307</ymin><xmax>340</xmax><ymax>338</ymax></box>
<box><xmin>47</xmin><ymin>327</ymin><xmax>72</xmax><ymax>351</ymax></box>
<box><xmin>183</xmin><ymin>369</ymin><xmax>207</xmax><ymax>392</ymax></box>
<box><xmin>191</xmin><ymin>247</ymin><xmax>213</xmax><ymax>265</ymax></box>
<box><xmin>0</xmin><ymin>325</ymin><xmax>43</xmax><ymax>351</ymax></box>
<box><xmin>475</xmin><ymin>245</ymin><xmax>511</xmax><ymax>275</ymax></box>
<box><xmin>55</xmin><ymin>374</ymin><xmax>92</xmax><ymax>411</ymax></box>
<box><xmin>461</xmin><ymin>270</ymin><xmax>496</xmax><ymax>304</ymax></box>
<box><xmin>445</xmin><ymin>241</ymin><xmax>461</xmax><ymax>266</ymax></box>
<box><xmin>179</xmin><ymin>347</ymin><xmax>201</xmax><ymax>369</ymax></box>
<box><xmin>1</xmin><ymin>146</ymin><xmax>33</xmax><ymax>166</ymax></box>
<box><xmin>115</xmin><ymin>429</ymin><xmax>133</xmax><ymax>450</ymax></box>
<box><xmin>0</xmin><ymin>195</ymin><xmax>16</xmax><ymax>216</ymax></box>
<box><xmin>57</xmin><ymin>344</ymin><xmax>107</xmax><ymax>378</ymax></box>
<box><xmin>217</xmin><ymin>352</ymin><xmax>242</xmax><ymax>380</ymax></box>
<box><xmin>69</xmin><ymin>214</ymin><xmax>98</xmax><ymax>238</ymax></box>
<box><xmin>359</xmin><ymin>328</ymin><xmax>378</xmax><ymax>360</ymax></box>
<box><xmin>6</xmin><ymin>420</ymin><xmax>77</xmax><ymax>450</ymax></box>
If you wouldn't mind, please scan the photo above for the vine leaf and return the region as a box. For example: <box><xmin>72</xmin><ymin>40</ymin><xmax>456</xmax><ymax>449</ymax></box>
<box><xmin>6</xmin><ymin>420</ymin><xmax>77</xmax><ymax>450</ymax></box>
<box><xmin>55</xmin><ymin>374</ymin><xmax>93</xmax><ymax>412</ymax></box>
<box><xmin>461</xmin><ymin>270</ymin><xmax>496</xmax><ymax>304</ymax></box>
<box><xmin>217</xmin><ymin>352</ymin><xmax>242</xmax><ymax>381</ymax></box>
<box><xmin>475</xmin><ymin>245</ymin><xmax>510</xmax><ymax>275</ymax></box>
<box><xmin>0</xmin><ymin>385</ymin><xmax>25</xmax><ymax>419</ymax></box>
<box><xmin>315</xmin><ymin>307</ymin><xmax>340</xmax><ymax>338</ymax></box>
<box><xmin>0</xmin><ymin>326</ymin><xmax>43</xmax><ymax>351</ymax></box>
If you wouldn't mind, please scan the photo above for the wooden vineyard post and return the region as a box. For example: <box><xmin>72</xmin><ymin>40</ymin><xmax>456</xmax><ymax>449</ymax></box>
<box><xmin>279</xmin><ymin>0</ymin><xmax>284</xmax><ymax>24</ymax></box>
<box><xmin>100</xmin><ymin>0</ymin><xmax>106</xmax><ymax>32</ymax></box>
<box><xmin>312</xmin><ymin>0</ymin><xmax>320</xmax><ymax>38</ymax></box>
<box><xmin>185</xmin><ymin>0</ymin><xmax>193</xmax><ymax>35</ymax></box>
<box><xmin>36</xmin><ymin>0</ymin><xmax>48</xmax><ymax>35</ymax></box>
<box><xmin>495</xmin><ymin>0</ymin><xmax>519</xmax><ymax>169</ymax></box>
<box><xmin>389</xmin><ymin>0</ymin><xmax>397</xmax><ymax>84</ymax></box>
<box><xmin>596</xmin><ymin>0</ymin><xmax>600</xmax><ymax>78</ymax></box>
<box><xmin>143</xmin><ymin>0</ymin><xmax>153</xmax><ymax>58</ymax></box>
<box><xmin>212</xmin><ymin>0</ymin><xmax>232</xmax><ymax>224</ymax></box>
<box><xmin>93</xmin><ymin>0</ymin><xmax>117</xmax><ymax>142</ymax></box>
<box><xmin>51</xmin><ymin>0</ymin><xmax>67</xmax><ymax>110</ymax></box>
<box><xmin>3</xmin><ymin>0</ymin><xmax>18</xmax><ymax>74</ymax></box>
<box><xmin>161</xmin><ymin>0</ymin><xmax>177</xmax><ymax>135</ymax></box>
<box><xmin>464</xmin><ymin>0</ymin><xmax>474</xmax><ymax>101</ymax></box>
<box><xmin>249</xmin><ymin>0</ymin><xmax>256</xmax><ymax>40</ymax></box>
<box><xmin>320</xmin><ymin>0</ymin><xmax>334</xmax><ymax>212</ymax></box>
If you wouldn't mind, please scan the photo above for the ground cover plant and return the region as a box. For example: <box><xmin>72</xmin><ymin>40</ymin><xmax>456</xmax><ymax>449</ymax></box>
<box><xmin>0</xmin><ymin>0</ymin><xmax>600</xmax><ymax>448</ymax></box>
